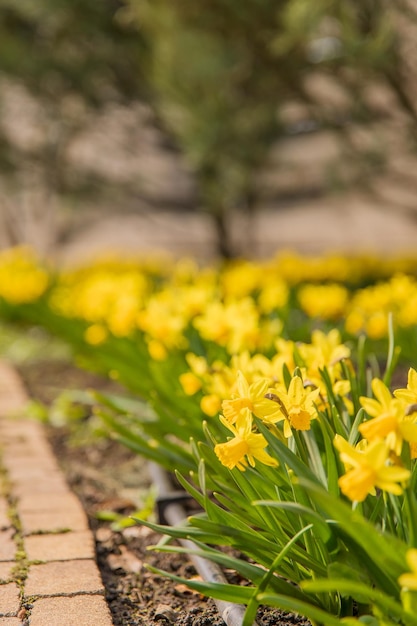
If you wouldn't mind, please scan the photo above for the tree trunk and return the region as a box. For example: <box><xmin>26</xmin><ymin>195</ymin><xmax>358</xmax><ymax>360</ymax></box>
<box><xmin>212</xmin><ymin>207</ymin><xmax>235</xmax><ymax>259</ymax></box>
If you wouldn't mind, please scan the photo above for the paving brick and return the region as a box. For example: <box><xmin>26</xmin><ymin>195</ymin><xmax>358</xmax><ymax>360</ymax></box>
<box><xmin>29</xmin><ymin>595</ymin><xmax>113</xmax><ymax>626</ymax></box>
<box><xmin>17</xmin><ymin>491</ymin><xmax>82</xmax><ymax>514</ymax></box>
<box><xmin>25</xmin><ymin>531</ymin><xmax>95</xmax><ymax>562</ymax></box>
<box><xmin>10</xmin><ymin>475</ymin><xmax>70</xmax><ymax>497</ymax></box>
<box><xmin>1</xmin><ymin>435</ymin><xmax>54</xmax><ymax>462</ymax></box>
<box><xmin>25</xmin><ymin>560</ymin><xmax>104</xmax><ymax>596</ymax></box>
<box><xmin>0</xmin><ymin>562</ymin><xmax>14</xmax><ymax>582</ymax></box>
<box><xmin>1</xmin><ymin>446</ymin><xmax>53</xmax><ymax>469</ymax></box>
<box><xmin>0</xmin><ymin>361</ymin><xmax>27</xmax><ymax>392</ymax></box>
<box><xmin>7</xmin><ymin>467</ymin><xmax>62</xmax><ymax>486</ymax></box>
<box><xmin>0</xmin><ymin>364</ymin><xmax>28</xmax><ymax>415</ymax></box>
<box><xmin>12</xmin><ymin>476</ymin><xmax>70</xmax><ymax>499</ymax></box>
<box><xmin>4</xmin><ymin>447</ymin><xmax>60</xmax><ymax>468</ymax></box>
<box><xmin>1</xmin><ymin>421</ymin><xmax>52</xmax><ymax>439</ymax></box>
<box><xmin>0</xmin><ymin>393</ymin><xmax>28</xmax><ymax>418</ymax></box>
<box><xmin>0</xmin><ymin>583</ymin><xmax>20</xmax><ymax>616</ymax></box>
<box><xmin>0</xmin><ymin>420</ymin><xmax>46</xmax><ymax>448</ymax></box>
<box><xmin>0</xmin><ymin>367</ymin><xmax>112</xmax><ymax>622</ymax></box>
<box><xmin>0</xmin><ymin>428</ymin><xmax>50</xmax><ymax>448</ymax></box>
<box><xmin>0</xmin><ymin>529</ymin><xmax>16</xmax><ymax>561</ymax></box>
<box><xmin>0</xmin><ymin>418</ymin><xmax>40</xmax><ymax>438</ymax></box>
<box><xmin>2</xmin><ymin>447</ymin><xmax>54</xmax><ymax>465</ymax></box>
<box><xmin>20</xmin><ymin>505</ymin><xmax>88</xmax><ymax>535</ymax></box>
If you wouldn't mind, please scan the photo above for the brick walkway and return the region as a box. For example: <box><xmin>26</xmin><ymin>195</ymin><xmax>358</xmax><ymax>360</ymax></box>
<box><xmin>0</xmin><ymin>361</ymin><xmax>113</xmax><ymax>625</ymax></box>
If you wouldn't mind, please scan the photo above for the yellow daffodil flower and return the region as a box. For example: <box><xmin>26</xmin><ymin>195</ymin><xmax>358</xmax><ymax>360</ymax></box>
<box><xmin>334</xmin><ymin>435</ymin><xmax>410</xmax><ymax>502</ymax></box>
<box><xmin>214</xmin><ymin>409</ymin><xmax>278</xmax><ymax>471</ymax></box>
<box><xmin>222</xmin><ymin>371</ymin><xmax>282</xmax><ymax>425</ymax></box>
<box><xmin>272</xmin><ymin>375</ymin><xmax>320</xmax><ymax>438</ymax></box>
<box><xmin>394</xmin><ymin>368</ymin><xmax>417</xmax><ymax>408</ymax></box>
<box><xmin>360</xmin><ymin>378</ymin><xmax>417</xmax><ymax>455</ymax></box>
<box><xmin>295</xmin><ymin>330</ymin><xmax>351</xmax><ymax>409</ymax></box>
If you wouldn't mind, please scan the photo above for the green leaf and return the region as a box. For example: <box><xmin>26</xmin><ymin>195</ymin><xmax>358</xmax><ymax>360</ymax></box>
<box><xmin>243</xmin><ymin>523</ymin><xmax>323</xmax><ymax>626</ymax></box>
<box><xmin>256</xmin><ymin>420</ymin><xmax>321</xmax><ymax>485</ymax></box>
<box><xmin>317</xmin><ymin>416</ymin><xmax>342</xmax><ymax>496</ymax></box>
<box><xmin>327</xmin><ymin>561</ymin><xmax>371</xmax><ymax>603</ymax></box>
<box><xmin>99</xmin><ymin>411</ymin><xmax>194</xmax><ymax>471</ymax></box>
<box><xmin>187</xmin><ymin>515</ymin><xmax>327</xmax><ymax>577</ymax></box>
<box><xmin>253</xmin><ymin>500</ymin><xmax>333</xmax><ymax>544</ymax></box>
<box><xmin>174</xmin><ymin>470</ymin><xmax>206</xmax><ymax>508</ymax></box>
<box><xmin>149</xmin><ymin>542</ymin><xmax>309</xmax><ymax>603</ymax></box>
<box><xmin>301</xmin><ymin>579</ymin><xmax>417</xmax><ymax>626</ymax></box>
<box><xmin>145</xmin><ymin>564</ymin><xmax>254</xmax><ymax>603</ymax></box>
<box><xmin>256</xmin><ymin>592</ymin><xmax>342</xmax><ymax>626</ymax></box>
<box><xmin>341</xmin><ymin>617</ymin><xmax>380</xmax><ymax>625</ymax></box>
<box><xmin>383</xmin><ymin>313</ymin><xmax>400</xmax><ymax>387</ymax></box>
<box><xmin>348</xmin><ymin>408</ymin><xmax>366</xmax><ymax>446</ymax></box>
<box><xmin>298</xmin><ymin>479</ymin><xmax>407</xmax><ymax>597</ymax></box>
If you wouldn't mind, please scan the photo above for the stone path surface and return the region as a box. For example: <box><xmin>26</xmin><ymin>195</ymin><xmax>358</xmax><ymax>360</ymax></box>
<box><xmin>0</xmin><ymin>361</ymin><xmax>113</xmax><ymax>625</ymax></box>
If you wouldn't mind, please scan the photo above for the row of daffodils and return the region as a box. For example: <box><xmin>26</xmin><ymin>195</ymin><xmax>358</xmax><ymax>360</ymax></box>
<box><xmin>3</xmin><ymin>245</ymin><xmax>417</xmax><ymax>625</ymax></box>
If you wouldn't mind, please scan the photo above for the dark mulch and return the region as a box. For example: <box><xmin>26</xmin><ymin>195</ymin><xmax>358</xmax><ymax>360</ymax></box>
<box><xmin>19</xmin><ymin>359</ymin><xmax>311</xmax><ymax>626</ymax></box>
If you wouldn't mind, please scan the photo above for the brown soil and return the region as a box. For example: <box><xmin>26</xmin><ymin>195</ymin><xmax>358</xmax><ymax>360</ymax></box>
<box><xmin>18</xmin><ymin>359</ymin><xmax>312</xmax><ymax>626</ymax></box>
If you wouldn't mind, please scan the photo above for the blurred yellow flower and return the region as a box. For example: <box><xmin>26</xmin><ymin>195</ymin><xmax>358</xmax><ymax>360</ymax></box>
<box><xmin>345</xmin><ymin>274</ymin><xmax>417</xmax><ymax>339</ymax></box>
<box><xmin>298</xmin><ymin>330</ymin><xmax>350</xmax><ymax>393</ymax></box>
<box><xmin>84</xmin><ymin>324</ymin><xmax>108</xmax><ymax>345</ymax></box>
<box><xmin>257</xmin><ymin>279</ymin><xmax>289</xmax><ymax>314</ymax></box>
<box><xmin>193</xmin><ymin>298</ymin><xmax>262</xmax><ymax>354</ymax></box>
<box><xmin>147</xmin><ymin>339</ymin><xmax>167</xmax><ymax>361</ymax></box>
<box><xmin>179</xmin><ymin>372</ymin><xmax>202</xmax><ymax>395</ymax></box>
<box><xmin>200</xmin><ymin>394</ymin><xmax>222</xmax><ymax>417</ymax></box>
<box><xmin>137</xmin><ymin>291</ymin><xmax>187</xmax><ymax>351</ymax></box>
<box><xmin>399</xmin><ymin>549</ymin><xmax>417</xmax><ymax>591</ymax></box>
<box><xmin>266</xmin><ymin>339</ymin><xmax>297</xmax><ymax>388</ymax></box>
<box><xmin>297</xmin><ymin>283</ymin><xmax>349</xmax><ymax>320</ymax></box>
<box><xmin>220</xmin><ymin>261</ymin><xmax>261</xmax><ymax>299</ymax></box>
<box><xmin>0</xmin><ymin>246</ymin><xmax>49</xmax><ymax>304</ymax></box>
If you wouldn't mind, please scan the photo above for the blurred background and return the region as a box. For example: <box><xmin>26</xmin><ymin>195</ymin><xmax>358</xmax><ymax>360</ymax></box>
<box><xmin>1</xmin><ymin>0</ymin><xmax>417</xmax><ymax>263</ymax></box>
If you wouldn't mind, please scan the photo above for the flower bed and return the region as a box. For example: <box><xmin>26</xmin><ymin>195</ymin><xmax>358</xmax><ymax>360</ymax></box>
<box><xmin>2</xmin><ymin>245</ymin><xmax>417</xmax><ymax>625</ymax></box>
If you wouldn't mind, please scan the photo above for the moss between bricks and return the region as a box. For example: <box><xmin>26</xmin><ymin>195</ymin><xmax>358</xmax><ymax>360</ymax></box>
<box><xmin>0</xmin><ymin>450</ymin><xmax>31</xmax><ymax>621</ymax></box>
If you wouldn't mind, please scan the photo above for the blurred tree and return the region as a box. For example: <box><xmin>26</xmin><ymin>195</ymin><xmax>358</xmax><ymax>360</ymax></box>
<box><xmin>0</xmin><ymin>0</ymin><xmax>148</xmax><ymax>253</ymax></box>
<box><xmin>127</xmin><ymin>0</ymin><xmax>417</xmax><ymax>256</ymax></box>
<box><xmin>129</xmin><ymin>1</ymin><xmax>285</xmax><ymax>257</ymax></box>
<box><xmin>0</xmin><ymin>0</ymin><xmax>146</xmax><ymax>104</ymax></box>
